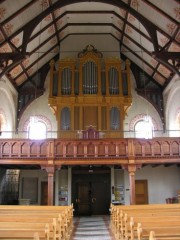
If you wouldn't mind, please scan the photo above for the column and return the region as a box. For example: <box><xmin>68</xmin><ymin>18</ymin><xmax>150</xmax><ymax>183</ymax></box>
<box><xmin>111</xmin><ymin>166</ymin><xmax>115</xmax><ymax>202</ymax></box>
<box><xmin>42</xmin><ymin>166</ymin><xmax>55</xmax><ymax>205</ymax></box>
<box><xmin>128</xmin><ymin>165</ymin><xmax>136</xmax><ymax>205</ymax></box>
<box><xmin>68</xmin><ymin>167</ymin><xmax>72</xmax><ymax>205</ymax></box>
<box><xmin>55</xmin><ymin>169</ymin><xmax>59</xmax><ymax>205</ymax></box>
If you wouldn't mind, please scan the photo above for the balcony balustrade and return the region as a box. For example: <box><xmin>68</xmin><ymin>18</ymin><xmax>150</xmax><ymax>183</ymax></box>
<box><xmin>0</xmin><ymin>137</ymin><xmax>179</xmax><ymax>166</ymax></box>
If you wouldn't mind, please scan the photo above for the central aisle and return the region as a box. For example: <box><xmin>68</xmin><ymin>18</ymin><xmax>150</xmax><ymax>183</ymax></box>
<box><xmin>71</xmin><ymin>215</ymin><xmax>115</xmax><ymax>240</ymax></box>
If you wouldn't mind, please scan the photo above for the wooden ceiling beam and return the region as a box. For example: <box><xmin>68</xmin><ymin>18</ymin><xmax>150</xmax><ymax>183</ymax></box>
<box><xmin>119</xmin><ymin>0</ymin><xmax>131</xmax><ymax>51</ymax></box>
<box><xmin>0</xmin><ymin>52</ymin><xmax>29</xmax><ymax>80</ymax></box>
<box><xmin>143</xmin><ymin>0</ymin><xmax>179</xmax><ymax>25</ymax></box>
<box><xmin>0</xmin><ymin>0</ymin><xmax>178</xmax><ymax>88</ymax></box>
<box><xmin>0</xmin><ymin>0</ymin><xmax>39</xmax><ymax>26</ymax></box>
<box><xmin>152</xmin><ymin>51</ymin><xmax>180</xmax><ymax>77</ymax></box>
<box><xmin>14</xmin><ymin>21</ymin><xmax>154</xmax><ymax>82</ymax></box>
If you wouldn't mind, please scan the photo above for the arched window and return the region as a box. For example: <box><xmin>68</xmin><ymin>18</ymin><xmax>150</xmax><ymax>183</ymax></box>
<box><xmin>177</xmin><ymin>113</ymin><xmax>180</xmax><ymax>129</ymax></box>
<box><xmin>135</xmin><ymin>116</ymin><xmax>154</xmax><ymax>139</ymax></box>
<box><xmin>175</xmin><ymin>112</ymin><xmax>180</xmax><ymax>136</ymax></box>
<box><xmin>0</xmin><ymin>112</ymin><xmax>7</xmax><ymax>138</ymax></box>
<box><xmin>28</xmin><ymin>116</ymin><xmax>47</xmax><ymax>140</ymax></box>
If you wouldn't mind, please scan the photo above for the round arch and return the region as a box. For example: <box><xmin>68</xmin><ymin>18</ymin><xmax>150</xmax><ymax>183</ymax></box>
<box><xmin>129</xmin><ymin>114</ymin><xmax>158</xmax><ymax>131</ymax></box>
<box><xmin>23</xmin><ymin>115</ymin><xmax>52</xmax><ymax>139</ymax></box>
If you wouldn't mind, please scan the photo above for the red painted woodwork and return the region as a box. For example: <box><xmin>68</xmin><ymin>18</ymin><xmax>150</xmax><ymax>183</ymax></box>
<box><xmin>82</xmin><ymin>126</ymin><xmax>99</xmax><ymax>139</ymax></box>
<box><xmin>0</xmin><ymin>138</ymin><xmax>180</xmax><ymax>166</ymax></box>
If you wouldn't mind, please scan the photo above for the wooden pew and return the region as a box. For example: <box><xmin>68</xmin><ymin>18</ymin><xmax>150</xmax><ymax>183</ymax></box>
<box><xmin>0</xmin><ymin>205</ymin><xmax>74</xmax><ymax>240</ymax></box>
<box><xmin>110</xmin><ymin>204</ymin><xmax>180</xmax><ymax>240</ymax></box>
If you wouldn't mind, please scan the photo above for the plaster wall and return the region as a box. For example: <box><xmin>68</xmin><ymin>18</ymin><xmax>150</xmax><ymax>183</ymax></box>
<box><xmin>0</xmin><ymin>78</ymin><xmax>18</xmax><ymax>138</ymax></box>
<box><xmin>164</xmin><ymin>76</ymin><xmax>180</xmax><ymax>136</ymax></box>
<box><xmin>19</xmin><ymin>170</ymin><xmax>47</xmax><ymax>205</ymax></box>
<box><xmin>18</xmin><ymin>73</ymin><xmax>57</xmax><ymax>138</ymax></box>
<box><xmin>123</xmin><ymin>165</ymin><xmax>180</xmax><ymax>205</ymax></box>
<box><xmin>60</xmin><ymin>34</ymin><xmax>120</xmax><ymax>59</ymax></box>
<box><xmin>19</xmin><ymin>166</ymin><xmax>180</xmax><ymax>206</ymax></box>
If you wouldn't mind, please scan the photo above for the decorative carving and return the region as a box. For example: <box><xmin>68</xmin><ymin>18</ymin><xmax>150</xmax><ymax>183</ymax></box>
<box><xmin>78</xmin><ymin>45</ymin><xmax>103</xmax><ymax>58</ymax></box>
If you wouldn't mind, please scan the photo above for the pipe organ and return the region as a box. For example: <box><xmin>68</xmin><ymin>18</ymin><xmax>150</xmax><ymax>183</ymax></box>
<box><xmin>48</xmin><ymin>45</ymin><xmax>132</xmax><ymax>138</ymax></box>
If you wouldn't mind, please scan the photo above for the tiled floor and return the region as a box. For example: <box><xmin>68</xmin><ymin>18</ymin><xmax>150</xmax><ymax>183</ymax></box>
<box><xmin>71</xmin><ymin>215</ymin><xmax>115</xmax><ymax>240</ymax></box>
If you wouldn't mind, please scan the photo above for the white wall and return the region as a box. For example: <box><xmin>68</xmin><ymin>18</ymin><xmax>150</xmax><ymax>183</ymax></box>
<box><xmin>0</xmin><ymin>77</ymin><xmax>18</xmax><ymax>138</ymax></box>
<box><xmin>19</xmin><ymin>170</ymin><xmax>47</xmax><ymax>205</ymax></box>
<box><xmin>57</xmin><ymin>169</ymin><xmax>68</xmax><ymax>206</ymax></box>
<box><xmin>123</xmin><ymin>165</ymin><xmax>180</xmax><ymax>204</ymax></box>
<box><xmin>18</xmin><ymin>73</ymin><xmax>57</xmax><ymax>138</ymax></box>
<box><xmin>20</xmin><ymin>166</ymin><xmax>180</xmax><ymax>206</ymax></box>
<box><xmin>124</xmin><ymin>72</ymin><xmax>163</xmax><ymax>137</ymax></box>
<box><xmin>20</xmin><ymin>169</ymin><xmax>69</xmax><ymax>206</ymax></box>
<box><xmin>164</xmin><ymin>75</ymin><xmax>180</xmax><ymax>136</ymax></box>
<box><xmin>60</xmin><ymin>34</ymin><xmax>121</xmax><ymax>59</ymax></box>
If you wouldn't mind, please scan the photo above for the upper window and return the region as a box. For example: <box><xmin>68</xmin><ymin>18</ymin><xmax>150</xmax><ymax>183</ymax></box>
<box><xmin>28</xmin><ymin>116</ymin><xmax>47</xmax><ymax>140</ymax></box>
<box><xmin>135</xmin><ymin>116</ymin><xmax>154</xmax><ymax>139</ymax></box>
<box><xmin>177</xmin><ymin>113</ymin><xmax>180</xmax><ymax>129</ymax></box>
<box><xmin>0</xmin><ymin>112</ymin><xmax>7</xmax><ymax>138</ymax></box>
<box><xmin>175</xmin><ymin>112</ymin><xmax>180</xmax><ymax>137</ymax></box>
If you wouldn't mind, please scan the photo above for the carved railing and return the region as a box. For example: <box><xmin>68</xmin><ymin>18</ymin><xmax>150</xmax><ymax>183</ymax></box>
<box><xmin>0</xmin><ymin>138</ymin><xmax>180</xmax><ymax>165</ymax></box>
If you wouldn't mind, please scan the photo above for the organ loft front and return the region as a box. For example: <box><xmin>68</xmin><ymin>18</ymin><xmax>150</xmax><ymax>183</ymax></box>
<box><xmin>48</xmin><ymin>45</ymin><xmax>132</xmax><ymax>138</ymax></box>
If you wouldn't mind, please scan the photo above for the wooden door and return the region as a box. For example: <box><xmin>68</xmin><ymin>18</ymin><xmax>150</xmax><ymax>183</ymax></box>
<box><xmin>41</xmin><ymin>181</ymin><xmax>55</xmax><ymax>205</ymax></box>
<box><xmin>135</xmin><ymin>180</ymin><xmax>148</xmax><ymax>204</ymax></box>
<box><xmin>91</xmin><ymin>180</ymin><xmax>110</xmax><ymax>215</ymax></box>
<box><xmin>41</xmin><ymin>182</ymin><xmax>48</xmax><ymax>205</ymax></box>
<box><xmin>72</xmin><ymin>171</ymin><xmax>110</xmax><ymax>215</ymax></box>
<box><xmin>76</xmin><ymin>182</ymin><xmax>91</xmax><ymax>215</ymax></box>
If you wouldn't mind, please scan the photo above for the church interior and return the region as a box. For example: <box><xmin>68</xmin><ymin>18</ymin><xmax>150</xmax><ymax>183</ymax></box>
<box><xmin>0</xmin><ymin>0</ymin><xmax>179</xmax><ymax>239</ymax></box>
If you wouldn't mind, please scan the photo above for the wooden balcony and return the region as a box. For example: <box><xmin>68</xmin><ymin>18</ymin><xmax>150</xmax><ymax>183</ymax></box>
<box><xmin>0</xmin><ymin>138</ymin><xmax>180</xmax><ymax>167</ymax></box>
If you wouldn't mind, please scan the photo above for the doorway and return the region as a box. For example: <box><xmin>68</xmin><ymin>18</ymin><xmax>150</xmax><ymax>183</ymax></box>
<box><xmin>41</xmin><ymin>182</ymin><xmax>48</xmax><ymax>205</ymax></box>
<box><xmin>135</xmin><ymin>180</ymin><xmax>148</xmax><ymax>204</ymax></box>
<box><xmin>72</xmin><ymin>168</ymin><xmax>111</xmax><ymax>215</ymax></box>
<box><xmin>41</xmin><ymin>181</ymin><xmax>55</xmax><ymax>205</ymax></box>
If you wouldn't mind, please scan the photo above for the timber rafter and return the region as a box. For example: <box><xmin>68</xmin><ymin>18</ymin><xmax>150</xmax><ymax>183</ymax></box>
<box><xmin>0</xmin><ymin>0</ymin><xmax>178</xmax><ymax>86</ymax></box>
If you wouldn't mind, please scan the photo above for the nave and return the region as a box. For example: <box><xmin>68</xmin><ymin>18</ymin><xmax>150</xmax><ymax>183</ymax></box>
<box><xmin>71</xmin><ymin>216</ymin><xmax>115</xmax><ymax>240</ymax></box>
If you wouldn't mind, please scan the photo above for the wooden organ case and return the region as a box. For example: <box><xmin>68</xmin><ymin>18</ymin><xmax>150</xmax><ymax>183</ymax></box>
<box><xmin>48</xmin><ymin>45</ymin><xmax>132</xmax><ymax>138</ymax></box>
